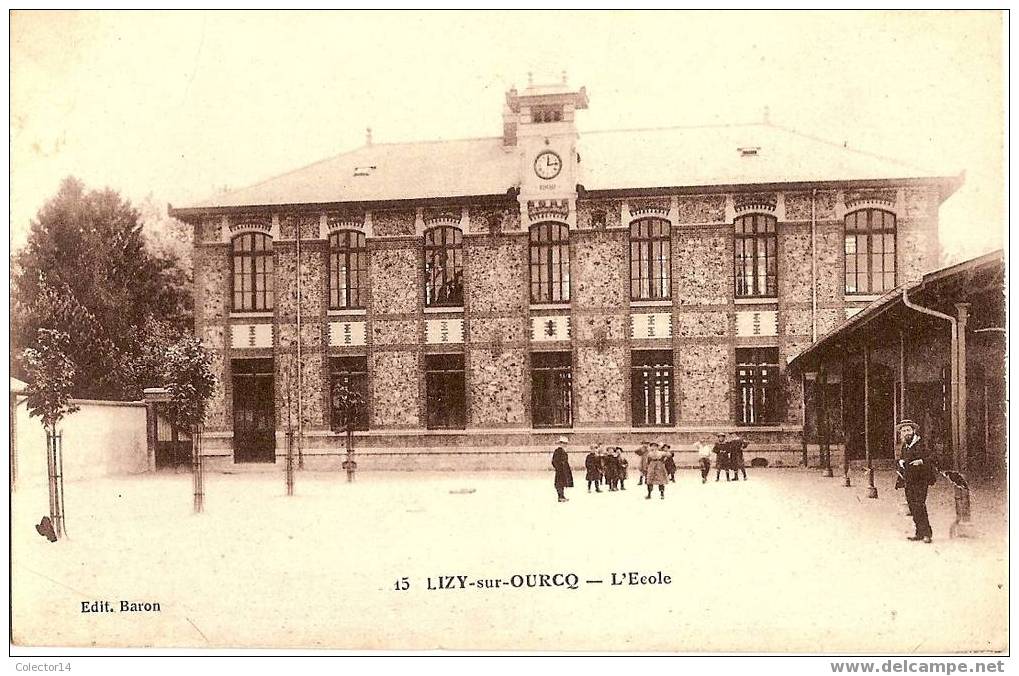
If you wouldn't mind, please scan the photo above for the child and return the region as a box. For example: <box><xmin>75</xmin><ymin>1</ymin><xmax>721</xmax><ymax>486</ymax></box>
<box><xmin>698</xmin><ymin>441</ymin><xmax>712</xmax><ymax>483</ymax></box>
<box><xmin>713</xmin><ymin>432</ymin><xmax>731</xmax><ymax>482</ymax></box>
<box><xmin>603</xmin><ymin>448</ymin><xmax>619</xmax><ymax>491</ymax></box>
<box><xmin>663</xmin><ymin>444</ymin><xmax>676</xmax><ymax>482</ymax></box>
<box><xmin>585</xmin><ymin>444</ymin><xmax>602</xmax><ymax>493</ymax></box>
<box><xmin>644</xmin><ymin>442</ymin><xmax>669</xmax><ymax>500</ymax></box>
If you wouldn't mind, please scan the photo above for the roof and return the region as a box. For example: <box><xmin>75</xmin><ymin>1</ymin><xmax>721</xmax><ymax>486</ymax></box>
<box><xmin>174</xmin><ymin>122</ymin><xmax>959</xmax><ymax>214</ymax></box>
<box><xmin>11</xmin><ymin>377</ymin><xmax>28</xmax><ymax>394</ymax></box>
<box><xmin>787</xmin><ymin>249</ymin><xmax>1004</xmax><ymax>372</ymax></box>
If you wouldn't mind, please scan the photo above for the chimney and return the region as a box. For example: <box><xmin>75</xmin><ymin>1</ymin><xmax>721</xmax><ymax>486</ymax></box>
<box><xmin>503</xmin><ymin>87</ymin><xmax>519</xmax><ymax>147</ymax></box>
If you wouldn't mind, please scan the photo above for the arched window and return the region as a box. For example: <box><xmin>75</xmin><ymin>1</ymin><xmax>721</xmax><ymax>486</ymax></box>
<box><xmin>734</xmin><ymin>213</ymin><xmax>777</xmax><ymax>298</ymax></box>
<box><xmin>232</xmin><ymin>232</ymin><xmax>274</xmax><ymax>311</ymax></box>
<box><xmin>845</xmin><ymin>209</ymin><xmax>896</xmax><ymax>294</ymax></box>
<box><xmin>529</xmin><ymin>223</ymin><xmax>570</xmax><ymax>304</ymax></box>
<box><xmin>630</xmin><ymin>218</ymin><xmax>671</xmax><ymax>301</ymax></box>
<box><xmin>328</xmin><ymin>231</ymin><xmax>367</xmax><ymax>309</ymax></box>
<box><xmin>424</xmin><ymin>226</ymin><xmax>463</xmax><ymax>307</ymax></box>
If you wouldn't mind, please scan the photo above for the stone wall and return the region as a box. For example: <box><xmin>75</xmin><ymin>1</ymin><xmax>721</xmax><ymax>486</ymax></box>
<box><xmin>574</xmin><ymin>346</ymin><xmax>628</xmax><ymax>425</ymax></box>
<box><xmin>572</xmin><ymin>231</ymin><xmax>627</xmax><ymax>308</ymax></box>
<box><xmin>465</xmin><ymin>239</ymin><xmax>526</xmax><ymax>312</ymax></box>
<box><xmin>784</xmin><ymin>191</ymin><xmax>838</xmax><ymax>221</ymax></box>
<box><xmin>673</xmin><ymin>229</ymin><xmax>730</xmax><ymax>305</ymax></box>
<box><xmin>678</xmin><ymin>344</ymin><xmax>730</xmax><ymax>423</ymax></box>
<box><xmin>675</xmin><ymin>311</ymin><xmax>729</xmax><ymax>338</ymax></box>
<box><xmin>898</xmin><ymin>219</ymin><xmax>939</xmax><ymax>283</ymax></box>
<box><xmin>675</xmin><ymin>195</ymin><xmax>725</xmax><ymax>224</ymax></box>
<box><xmin>275</xmin><ymin>246</ymin><xmax>326</xmax><ymax>320</ymax></box>
<box><xmin>370</xmin><ymin>351</ymin><xmax>420</xmax><ymax>428</ymax></box>
<box><xmin>468</xmin><ymin>348</ymin><xmax>528</xmax><ymax>426</ymax></box>
<box><xmin>369</xmin><ymin>247</ymin><xmax>419</xmax><ymax>314</ymax></box>
<box><xmin>194</xmin><ymin>247</ymin><xmax>229</xmax><ymax>322</ymax></box>
<box><xmin>372</xmin><ymin>210</ymin><xmax>415</xmax><ymax>237</ymax></box>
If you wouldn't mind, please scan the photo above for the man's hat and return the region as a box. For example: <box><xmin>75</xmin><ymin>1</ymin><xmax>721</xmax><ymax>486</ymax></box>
<box><xmin>649</xmin><ymin>441</ymin><xmax>660</xmax><ymax>447</ymax></box>
<box><xmin>896</xmin><ymin>419</ymin><xmax>918</xmax><ymax>431</ymax></box>
<box><xmin>557</xmin><ymin>435</ymin><xmax>569</xmax><ymax>444</ymax></box>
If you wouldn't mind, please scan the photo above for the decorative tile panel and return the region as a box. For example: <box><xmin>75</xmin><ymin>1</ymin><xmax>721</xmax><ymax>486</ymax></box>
<box><xmin>231</xmin><ymin>324</ymin><xmax>273</xmax><ymax>349</ymax></box>
<box><xmin>530</xmin><ymin>316</ymin><xmax>571</xmax><ymax>342</ymax></box>
<box><xmin>735</xmin><ymin>310</ymin><xmax>778</xmax><ymax>337</ymax></box>
<box><xmin>630</xmin><ymin>312</ymin><xmax>673</xmax><ymax>339</ymax></box>
<box><xmin>329</xmin><ymin>321</ymin><xmax>367</xmax><ymax>347</ymax></box>
<box><xmin>425</xmin><ymin>318</ymin><xmax>464</xmax><ymax>345</ymax></box>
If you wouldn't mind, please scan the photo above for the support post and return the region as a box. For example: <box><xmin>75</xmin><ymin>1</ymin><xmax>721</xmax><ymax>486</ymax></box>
<box><xmin>841</xmin><ymin>349</ymin><xmax>850</xmax><ymax>488</ymax></box>
<box><xmin>955</xmin><ymin>303</ymin><xmax>970</xmax><ymax>473</ymax></box>
<box><xmin>864</xmin><ymin>344</ymin><xmax>878</xmax><ymax>498</ymax></box>
<box><xmin>285</xmin><ymin>429</ymin><xmax>295</xmax><ymax>496</ymax></box>
<box><xmin>800</xmin><ymin>372</ymin><xmax>808</xmax><ymax>467</ymax></box>
<box><xmin>821</xmin><ymin>366</ymin><xmax>833</xmax><ymax>477</ymax></box>
<box><xmin>192</xmin><ymin>424</ymin><xmax>204</xmax><ymax>513</ymax></box>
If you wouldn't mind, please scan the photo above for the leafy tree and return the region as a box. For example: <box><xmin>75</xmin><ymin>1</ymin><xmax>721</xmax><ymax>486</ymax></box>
<box><xmin>161</xmin><ymin>335</ymin><xmax>217</xmax><ymax>433</ymax></box>
<box><xmin>13</xmin><ymin>177</ymin><xmax>193</xmax><ymax>399</ymax></box>
<box><xmin>21</xmin><ymin>329</ymin><xmax>79</xmax><ymax>431</ymax></box>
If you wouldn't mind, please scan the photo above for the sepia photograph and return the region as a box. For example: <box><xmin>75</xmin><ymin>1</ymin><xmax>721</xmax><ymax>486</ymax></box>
<box><xmin>7</xmin><ymin>9</ymin><xmax>1008</xmax><ymax>663</ymax></box>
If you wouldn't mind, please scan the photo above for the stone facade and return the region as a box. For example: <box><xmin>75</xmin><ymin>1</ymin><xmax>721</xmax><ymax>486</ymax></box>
<box><xmin>675</xmin><ymin>195</ymin><xmax>725</xmax><ymax>224</ymax></box>
<box><xmin>574</xmin><ymin>346</ymin><xmax>628</xmax><ymax>425</ymax></box>
<box><xmin>674</xmin><ymin>311</ymin><xmax>729</xmax><ymax>338</ymax></box>
<box><xmin>369</xmin><ymin>248</ymin><xmax>419</xmax><ymax>315</ymax></box>
<box><xmin>678</xmin><ymin>344</ymin><xmax>730</xmax><ymax>424</ymax></box>
<box><xmin>572</xmin><ymin>232</ymin><xmax>627</xmax><ymax>308</ymax></box>
<box><xmin>468</xmin><ymin>348</ymin><xmax>528</xmax><ymax>426</ymax></box>
<box><xmin>465</xmin><ymin>240</ymin><xmax>526</xmax><ymax>313</ymax></box>
<box><xmin>784</xmin><ymin>190</ymin><xmax>838</xmax><ymax>221</ymax></box>
<box><xmin>673</xmin><ymin>230</ymin><xmax>730</xmax><ymax>305</ymax></box>
<box><xmin>370</xmin><ymin>351</ymin><xmax>419</xmax><ymax>428</ymax></box>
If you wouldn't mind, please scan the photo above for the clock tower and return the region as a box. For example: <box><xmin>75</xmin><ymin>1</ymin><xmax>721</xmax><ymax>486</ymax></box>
<box><xmin>503</xmin><ymin>76</ymin><xmax>589</xmax><ymax>230</ymax></box>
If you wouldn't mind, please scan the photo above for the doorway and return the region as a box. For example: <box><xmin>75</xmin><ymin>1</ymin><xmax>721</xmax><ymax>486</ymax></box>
<box><xmin>232</xmin><ymin>359</ymin><xmax>276</xmax><ymax>463</ymax></box>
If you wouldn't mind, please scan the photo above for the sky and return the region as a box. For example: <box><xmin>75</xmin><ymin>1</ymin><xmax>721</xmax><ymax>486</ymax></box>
<box><xmin>10</xmin><ymin>11</ymin><xmax>1005</xmax><ymax>263</ymax></box>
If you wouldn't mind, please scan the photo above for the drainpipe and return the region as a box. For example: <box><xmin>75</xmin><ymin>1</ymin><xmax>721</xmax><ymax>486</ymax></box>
<box><xmin>810</xmin><ymin>189</ymin><xmax>818</xmax><ymax>342</ymax></box>
<box><xmin>296</xmin><ymin>217</ymin><xmax>304</xmax><ymax>469</ymax></box>
<box><xmin>901</xmin><ymin>287</ymin><xmax>959</xmax><ymax>470</ymax></box>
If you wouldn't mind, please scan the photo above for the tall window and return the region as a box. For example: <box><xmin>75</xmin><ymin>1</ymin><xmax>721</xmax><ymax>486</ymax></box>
<box><xmin>328</xmin><ymin>231</ymin><xmax>367</xmax><ymax>309</ymax></box>
<box><xmin>736</xmin><ymin>347</ymin><xmax>780</xmax><ymax>425</ymax></box>
<box><xmin>425</xmin><ymin>354</ymin><xmax>466</xmax><ymax>429</ymax></box>
<box><xmin>529</xmin><ymin>223</ymin><xmax>570</xmax><ymax>304</ymax></box>
<box><xmin>330</xmin><ymin>356</ymin><xmax>369</xmax><ymax>431</ymax></box>
<box><xmin>424</xmin><ymin>227</ymin><xmax>464</xmax><ymax>307</ymax></box>
<box><xmin>631</xmin><ymin>350</ymin><xmax>674</xmax><ymax>426</ymax></box>
<box><xmin>232</xmin><ymin>232</ymin><xmax>274</xmax><ymax>311</ymax></box>
<box><xmin>630</xmin><ymin>218</ymin><xmax>671</xmax><ymax>301</ymax></box>
<box><xmin>845</xmin><ymin>209</ymin><xmax>896</xmax><ymax>294</ymax></box>
<box><xmin>734</xmin><ymin>213</ymin><xmax>777</xmax><ymax>298</ymax></box>
<box><xmin>531</xmin><ymin>351</ymin><xmax>572</xmax><ymax>428</ymax></box>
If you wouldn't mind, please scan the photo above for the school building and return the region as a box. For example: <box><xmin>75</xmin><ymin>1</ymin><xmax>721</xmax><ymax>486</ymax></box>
<box><xmin>168</xmin><ymin>79</ymin><xmax>964</xmax><ymax>470</ymax></box>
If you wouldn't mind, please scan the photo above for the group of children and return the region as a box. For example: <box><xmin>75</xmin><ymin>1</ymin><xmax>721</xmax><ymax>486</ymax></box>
<box><xmin>581</xmin><ymin>434</ymin><xmax>750</xmax><ymax>501</ymax></box>
<box><xmin>583</xmin><ymin>445</ymin><xmax>630</xmax><ymax>492</ymax></box>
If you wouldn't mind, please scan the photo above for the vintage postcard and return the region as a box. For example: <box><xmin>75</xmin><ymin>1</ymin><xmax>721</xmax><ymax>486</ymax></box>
<box><xmin>8</xmin><ymin>10</ymin><xmax>1008</xmax><ymax>658</ymax></box>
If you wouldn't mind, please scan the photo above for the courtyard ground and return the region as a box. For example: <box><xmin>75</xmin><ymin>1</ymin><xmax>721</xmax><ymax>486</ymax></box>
<box><xmin>10</xmin><ymin>467</ymin><xmax>1008</xmax><ymax>652</ymax></box>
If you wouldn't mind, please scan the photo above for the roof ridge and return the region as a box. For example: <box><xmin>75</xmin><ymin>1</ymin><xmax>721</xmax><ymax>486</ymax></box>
<box><xmin>581</xmin><ymin>121</ymin><xmax>764</xmax><ymax>136</ymax></box>
<box><xmin>766</xmin><ymin>121</ymin><xmax>936</xmax><ymax>174</ymax></box>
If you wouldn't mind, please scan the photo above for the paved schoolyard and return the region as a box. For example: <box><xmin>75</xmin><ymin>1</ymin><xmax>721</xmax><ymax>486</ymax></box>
<box><xmin>10</xmin><ymin>467</ymin><xmax>1008</xmax><ymax>652</ymax></box>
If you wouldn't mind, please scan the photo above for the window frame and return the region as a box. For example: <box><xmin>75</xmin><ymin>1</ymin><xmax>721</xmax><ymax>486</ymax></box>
<box><xmin>329</xmin><ymin>356</ymin><xmax>369</xmax><ymax>432</ymax></box>
<box><xmin>530</xmin><ymin>351</ymin><xmax>573</xmax><ymax>428</ymax></box>
<box><xmin>231</xmin><ymin>232</ymin><xmax>274</xmax><ymax>312</ymax></box>
<box><xmin>529</xmin><ymin>222</ymin><xmax>571</xmax><ymax>304</ymax></box>
<box><xmin>328</xmin><ymin>230</ymin><xmax>367</xmax><ymax>310</ymax></box>
<box><xmin>423</xmin><ymin>226</ymin><xmax>464</xmax><ymax>308</ymax></box>
<box><xmin>631</xmin><ymin>350</ymin><xmax>675</xmax><ymax>427</ymax></box>
<box><xmin>630</xmin><ymin>218</ymin><xmax>672</xmax><ymax>301</ymax></box>
<box><xmin>424</xmin><ymin>353</ymin><xmax>466</xmax><ymax>430</ymax></box>
<box><xmin>735</xmin><ymin>347</ymin><xmax>781</xmax><ymax>426</ymax></box>
<box><xmin>844</xmin><ymin>208</ymin><xmax>897</xmax><ymax>295</ymax></box>
<box><xmin>733</xmin><ymin>213</ymin><xmax>778</xmax><ymax>298</ymax></box>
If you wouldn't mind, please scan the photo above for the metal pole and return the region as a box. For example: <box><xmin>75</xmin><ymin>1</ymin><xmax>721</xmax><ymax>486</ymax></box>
<box><xmin>821</xmin><ymin>366</ymin><xmax>833</xmax><ymax>477</ymax></box>
<box><xmin>296</xmin><ymin>219</ymin><xmax>304</xmax><ymax>470</ymax></box>
<box><xmin>864</xmin><ymin>344</ymin><xmax>877</xmax><ymax>499</ymax></box>
<box><xmin>192</xmin><ymin>424</ymin><xmax>204</xmax><ymax>513</ymax></box>
<box><xmin>285</xmin><ymin>429</ymin><xmax>295</xmax><ymax>496</ymax></box>
<box><xmin>800</xmin><ymin>372</ymin><xmax>808</xmax><ymax>467</ymax></box>
<box><xmin>55</xmin><ymin>430</ymin><xmax>66</xmax><ymax>538</ymax></box>
<box><xmin>955</xmin><ymin>303</ymin><xmax>970</xmax><ymax>473</ymax></box>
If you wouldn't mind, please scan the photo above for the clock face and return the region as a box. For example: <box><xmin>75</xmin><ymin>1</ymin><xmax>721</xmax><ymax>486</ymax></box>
<box><xmin>534</xmin><ymin>150</ymin><xmax>562</xmax><ymax>180</ymax></box>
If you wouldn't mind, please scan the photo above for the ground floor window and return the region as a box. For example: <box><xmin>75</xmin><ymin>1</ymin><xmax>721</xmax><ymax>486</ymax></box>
<box><xmin>531</xmin><ymin>351</ymin><xmax>573</xmax><ymax>428</ymax></box>
<box><xmin>736</xmin><ymin>347</ymin><xmax>780</xmax><ymax>425</ymax></box>
<box><xmin>631</xmin><ymin>350</ymin><xmax>674</xmax><ymax>426</ymax></box>
<box><xmin>330</xmin><ymin>356</ymin><xmax>369</xmax><ymax>431</ymax></box>
<box><xmin>425</xmin><ymin>354</ymin><xmax>466</xmax><ymax>429</ymax></box>
<box><xmin>232</xmin><ymin>358</ymin><xmax>276</xmax><ymax>463</ymax></box>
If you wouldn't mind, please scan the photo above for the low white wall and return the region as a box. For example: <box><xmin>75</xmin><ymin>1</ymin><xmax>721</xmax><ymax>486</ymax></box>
<box><xmin>13</xmin><ymin>397</ymin><xmax>148</xmax><ymax>485</ymax></box>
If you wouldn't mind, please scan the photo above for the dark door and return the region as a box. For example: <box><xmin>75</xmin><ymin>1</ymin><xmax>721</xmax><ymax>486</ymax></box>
<box><xmin>154</xmin><ymin>405</ymin><xmax>193</xmax><ymax>469</ymax></box>
<box><xmin>232</xmin><ymin>359</ymin><xmax>276</xmax><ymax>463</ymax></box>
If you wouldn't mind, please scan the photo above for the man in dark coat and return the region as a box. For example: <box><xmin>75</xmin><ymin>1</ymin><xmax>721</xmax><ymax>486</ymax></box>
<box><xmin>896</xmin><ymin>420</ymin><xmax>936</xmax><ymax>542</ymax></box>
<box><xmin>552</xmin><ymin>435</ymin><xmax>574</xmax><ymax>503</ymax></box>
